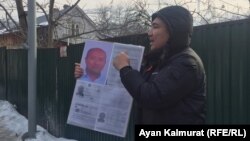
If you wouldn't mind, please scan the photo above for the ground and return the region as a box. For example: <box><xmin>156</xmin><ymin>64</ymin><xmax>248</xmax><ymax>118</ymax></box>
<box><xmin>0</xmin><ymin>100</ymin><xmax>77</xmax><ymax>141</ymax></box>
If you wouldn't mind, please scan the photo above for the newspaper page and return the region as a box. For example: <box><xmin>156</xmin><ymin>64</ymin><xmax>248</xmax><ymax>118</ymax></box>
<box><xmin>106</xmin><ymin>43</ymin><xmax>144</xmax><ymax>87</ymax></box>
<box><xmin>67</xmin><ymin>40</ymin><xmax>144</xmax><ymax>137</ymax></box>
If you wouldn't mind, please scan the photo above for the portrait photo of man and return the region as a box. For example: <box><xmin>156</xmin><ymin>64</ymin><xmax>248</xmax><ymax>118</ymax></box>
<box><xmin>79</xmin><ymin>40</ymin><xmax>113</xmax><ymax>85</ymax></box>
<box><xmin>76</xmin><ymin>85</ymin><xmax>85</xmax><ymax>97</ymax></box>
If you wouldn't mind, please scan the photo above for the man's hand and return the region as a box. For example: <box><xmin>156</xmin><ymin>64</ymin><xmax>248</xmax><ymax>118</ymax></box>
<box><xmin>113</xmin><ymin>52</ymin><xmax>130</xmax><ymax>70</ymax></box>
<box><xmin>74</xmin><ymin>63</ymin><xmax>84</xmax><ymax>79</ymax></box>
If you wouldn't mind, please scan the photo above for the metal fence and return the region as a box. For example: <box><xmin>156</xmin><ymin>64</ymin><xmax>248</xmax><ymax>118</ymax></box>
<box><xmin>0</xmin><ymin>18</ymin><xmax>249</xmax><ymax>141</ymax></box>
<box><xmin>191</xmin><ymin>19</ymin><xmax>250</xmax><ymax>124</ymax></box>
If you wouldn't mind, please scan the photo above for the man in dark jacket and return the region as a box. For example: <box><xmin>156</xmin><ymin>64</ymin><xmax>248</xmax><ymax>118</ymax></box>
<box><xmin>113</xmin><ymin>6</ymin><xmax>206</xmax><ymax>124</ymax></box>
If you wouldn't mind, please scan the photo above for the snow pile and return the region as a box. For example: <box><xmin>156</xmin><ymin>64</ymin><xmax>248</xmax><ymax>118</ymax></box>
<box><xmin>0</xmin><ymin>100</ymin><xmax>77</xmax><ymax>141</ymax></box>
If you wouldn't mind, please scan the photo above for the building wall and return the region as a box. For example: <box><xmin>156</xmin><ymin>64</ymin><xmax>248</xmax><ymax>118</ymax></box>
<box><xmin>0</xmin><ymin>33</ymin><xmax>24</xmax><ymax>48</ymax></box>
<box><xmin>55</xmin><ymin>8</ymin><xmax>101</xmax><ymax>44</ymax></box>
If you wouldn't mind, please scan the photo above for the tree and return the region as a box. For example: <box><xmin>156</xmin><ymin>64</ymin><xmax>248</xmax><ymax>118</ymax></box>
<box><xmin>94</xmin><ymin>0</ymin><xmax>151</xmax><ymax>37</ymax></box>
<box><xmin>0</xmin><ymin>1</ymin><xmax>19</xmax><ymax>31</ymax></box>
<box><xmin>0</xmin><ymin>0</ymin><xmax>81</xmax><ymax>48</ymax></box>
<box><xmin>15</xmin><ymin>0</ymin><xmax>27</xmax><ymax>36</ymax></box>
<box><xmin>1</xmin><ymin>0</ymin><xmax>249</xmax><ymax>43</ymax></box>
<box><xmin>94</xmin><ymin>0</ymin><xmax>250</xmax><ymax>37</ymax></box>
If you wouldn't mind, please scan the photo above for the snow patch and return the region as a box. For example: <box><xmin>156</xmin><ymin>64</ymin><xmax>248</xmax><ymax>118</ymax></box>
<box><xmin>0</xmin><ymin>100</ymin><xmax>77</xmax><ymax>141</ymax></box>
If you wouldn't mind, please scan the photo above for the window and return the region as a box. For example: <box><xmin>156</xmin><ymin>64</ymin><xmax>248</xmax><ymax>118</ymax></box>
<box><xmin>64</xmin><ymin>23</ymin><xmax>71</xmax><ymax>36</ymax></box>
<box><xmin>75</xmin><ymin>25</ymin><xmax>79</xmax><ymax>35</ymax></box>
<box><xmin>72</xmin><ymin>24</ymin><xmax>75</xmax><ymax>36</ymax></box>
<box><xmin>71</xmin><ymin>24</ymin><xmax>80</xmax><ymax>36</ymax></box>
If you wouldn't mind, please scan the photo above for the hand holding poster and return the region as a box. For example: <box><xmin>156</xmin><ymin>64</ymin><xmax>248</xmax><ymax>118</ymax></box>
<box><xmin>67</xmin><ymin>40</ymin><xmax>144</xmax><ymax>137</ymax></box>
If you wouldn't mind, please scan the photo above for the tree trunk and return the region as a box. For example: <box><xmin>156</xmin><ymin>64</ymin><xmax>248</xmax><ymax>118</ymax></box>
<box><xmin>47</xmin><ymin>0</ymin><xmax>55</xmax><ymax>48</ymax></box>
<box><xmin>15</xmin><ymin>0</ymin><xmax>27</xmax><ymax>38</ymax></box>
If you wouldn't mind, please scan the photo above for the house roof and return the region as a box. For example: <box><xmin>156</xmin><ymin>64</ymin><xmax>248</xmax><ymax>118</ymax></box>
<box><xmin>37</xmin><ymin>5</ymin><xmax>97</xmax><ymax>28</ymax></box>
<box><xmin>36</xmin><ymin>4</ymin><xmax>106</xmax><ymax>39</ymax></box>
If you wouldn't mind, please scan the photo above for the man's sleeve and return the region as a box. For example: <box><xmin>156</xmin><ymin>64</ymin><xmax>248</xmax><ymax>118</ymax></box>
<box><xmin>119</xmin><ymin>59</ymin><xmax>197</xmax><ymax>109</ymax></box>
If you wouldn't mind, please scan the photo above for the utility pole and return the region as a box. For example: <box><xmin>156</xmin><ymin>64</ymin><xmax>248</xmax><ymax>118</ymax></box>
<box><xmin>22</xmin><ymin>0</ymin><xmax>37</xmax><ymax>139</ymax></box>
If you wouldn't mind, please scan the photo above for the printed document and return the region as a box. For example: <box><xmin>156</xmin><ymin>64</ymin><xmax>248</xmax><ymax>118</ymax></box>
<box><xmin>67</xmin><ymin>40</ymin><xmax>144</xmax><ymax>137</ymax></box>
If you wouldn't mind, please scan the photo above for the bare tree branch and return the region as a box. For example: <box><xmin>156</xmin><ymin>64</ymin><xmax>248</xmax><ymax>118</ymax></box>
<box><xmin>54</xmin><ymin>0</ymin><xmax>81</xmax><ymax>21</ymax></box>
<box><xmin>0</xmin><ymin>4</ymin><xmax>19</xmax><ymax>28</ymax></box>
<box><xmin>94</xmin><ymin>0</ymin><xmax>150</xmax><ymax>37</ymax></box>
<box><xmin>191</xmin><ymin>10</ymin><xmax>209</xmax><ymax>24</ymax></box>
<box><xmin>36</xmin><ymin>2</ymin><xmax>49</xmax><ymax>22</ymax></box>
<box><xmin>213</xmin><ymin>6</ymin><xmax>249</xmax><ymax>18</ymax></box>
<box><xmin>0</xmin><ymin>20</ymin><xmax>8</xmax><ymax>30</ymax></box>
<box><xmin>57</xmin><ymin>26</ymin><xmax>125</xmax><ymax>40</ymax></box>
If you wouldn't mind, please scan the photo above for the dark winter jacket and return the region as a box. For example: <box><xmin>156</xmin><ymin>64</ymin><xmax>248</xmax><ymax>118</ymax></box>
<box><xmin>119</xmin><ymin>6</ymin><xmax>206</xmax><ymax>124</ymax></box>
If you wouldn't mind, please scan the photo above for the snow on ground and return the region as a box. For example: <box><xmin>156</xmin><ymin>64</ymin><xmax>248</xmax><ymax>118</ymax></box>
<box><xmin>0</xmin><ymin>100</ymin><xmax>77</xmax><ymax>141</ymax></box>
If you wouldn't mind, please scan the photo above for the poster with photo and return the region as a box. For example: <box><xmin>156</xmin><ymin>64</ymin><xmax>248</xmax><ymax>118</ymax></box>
<box><xmin>67</xmin><ymin>39</ymin><xmax>144</xmax><ymax>137</ymax></box>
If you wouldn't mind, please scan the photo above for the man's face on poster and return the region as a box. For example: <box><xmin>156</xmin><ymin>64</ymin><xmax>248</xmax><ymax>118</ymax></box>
<box><xmin>85</xmin><ymin>48</ymin><xmax>106</xmax><ymax>75</ymax></box>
